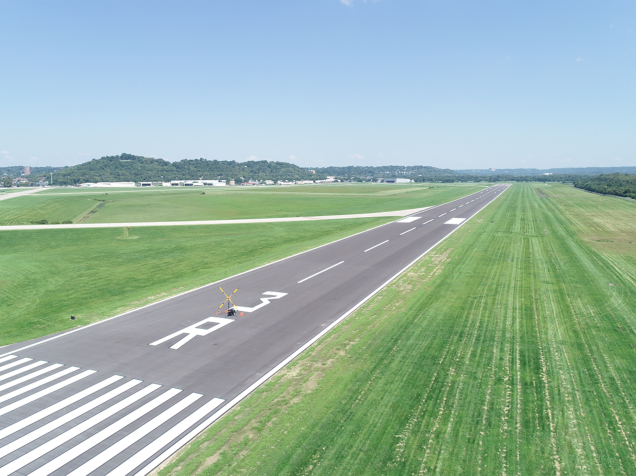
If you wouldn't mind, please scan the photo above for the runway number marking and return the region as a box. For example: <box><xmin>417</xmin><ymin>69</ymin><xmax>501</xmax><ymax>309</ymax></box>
<box><xmin>150</xmin><ymin>317</ymin><xmax>234</xmax><ymax>350</ymax></box>
<box><xmin>235</xmin><ymin>291</ymin><xmax>288</xmax><ymax>312</ymax></box>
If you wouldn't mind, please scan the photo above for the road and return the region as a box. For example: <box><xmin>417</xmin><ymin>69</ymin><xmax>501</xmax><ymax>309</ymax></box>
<box><xmin>0</xmin><ymin>184</ymin><xmax>509</xmax><ymax>476</ymax></box>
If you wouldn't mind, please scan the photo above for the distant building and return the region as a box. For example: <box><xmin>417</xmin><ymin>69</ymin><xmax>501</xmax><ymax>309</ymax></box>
<box><xmin>229</xmin><ymin>180</ymin><xmax>235</xmax><ymax>186</ymax></box>
<box><xmin>544</xmin><ymin>173</ymin><xmax>553</xmax><ymax>176</ymax></box>
<box><xmin>382</xmin><ymin>178</ymin><xmax>412</xmax><ymax>184</ymax></box>
<box><xmin>79</xmin><ymin>182</ymin><xmax>136</xmax><ymax>188</ymax></box>
<box><xmin>23</xmin><ymin>166</ymin><xmax>31</xmax><ymax>175</ymax></box>
<box><xmin>264</xmin><ymin>180</ymin><xmax>274</xmax><ymax>185</ymax></box>
<box><xmin>490</xmin><ymin>168</ymin><xmax>496</xmax><ymax>171</ymax></box>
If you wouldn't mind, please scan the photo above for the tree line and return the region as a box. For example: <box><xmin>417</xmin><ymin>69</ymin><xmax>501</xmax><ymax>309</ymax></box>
<box><xmin>573</xmin><ymin>173</ymin><xmax>636</xmax><ymax>200</ymax></box>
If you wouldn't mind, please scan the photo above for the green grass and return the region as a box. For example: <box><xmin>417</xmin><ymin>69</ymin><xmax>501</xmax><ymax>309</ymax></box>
<box><xmin>158</xmin><ymin>183</ymin><xmax>636</xmax><ymax>476</ymax></box>
<box><xmin>0</xmin><ymin>184</ymin><xmax>485</xmax><ymax>225</ymax></box>
<box><xmin>0</xmin><ymin>218</ymin><xmax>391</xmax><ymax>346</ymax></box>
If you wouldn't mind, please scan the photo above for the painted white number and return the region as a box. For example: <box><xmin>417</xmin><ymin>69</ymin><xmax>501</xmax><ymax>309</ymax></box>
<box><xmin>150</xmin><ymin>317</ymin><xmax>234</xmax><ymax>350</ymax></box>
<box><xmin>235</xmin><ymin>291</ymin><xmax>287</xmax><ymax>313</ymax></box>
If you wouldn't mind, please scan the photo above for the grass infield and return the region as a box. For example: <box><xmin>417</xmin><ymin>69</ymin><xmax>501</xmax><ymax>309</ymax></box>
<box><xmin>0</xmin><ymin>183</ymin><xmax>484</xmax><ymax>225</ymax></box>
<box><xmin>157</xmin><ymin>183</ymin><xmax>636</xmax><ymax>475</ymax></box>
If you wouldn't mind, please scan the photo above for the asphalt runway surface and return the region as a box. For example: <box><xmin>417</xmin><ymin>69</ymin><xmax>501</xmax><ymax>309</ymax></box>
<box><xmin>0</xmin><ymin>184</ymin><xmax>509</xmax><ymax>475</ymax></box>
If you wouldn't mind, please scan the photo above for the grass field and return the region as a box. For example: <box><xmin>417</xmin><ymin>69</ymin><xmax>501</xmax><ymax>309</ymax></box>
<box><xmin>0</xmin><ymin>218</ymin><xmax>390</xmax><ymax>346</ymax></box>
<box><xmin>157</xmin><ymin>183</ymin><xmax>636</xmax><ymax>476</ymax></box>
<box><xmin>0</xmin><ymin>184</ymin><xmax>485</xmax><ymax>225</ymax></box>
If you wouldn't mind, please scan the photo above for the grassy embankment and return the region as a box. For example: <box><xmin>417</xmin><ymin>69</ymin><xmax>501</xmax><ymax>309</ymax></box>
<box><xmin>157</xmin><ymin>183</ymin><xmax>636</xmax><ymax>476</ymax></box>
<box><xmin>0</xmin><ymin>183</ymin><xmax>484</xmax><ymax>225</ymax></box>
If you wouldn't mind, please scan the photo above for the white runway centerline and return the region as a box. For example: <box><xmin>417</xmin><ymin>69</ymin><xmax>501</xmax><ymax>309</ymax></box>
<box><xmin>364</xmin><ymin>240</ymin><xmax>389</xmax><ymax>253</ymax></box>
<box><xmin>422</xmin><ymin>219</ymin><xmax>434</xmax><ymax>225</ymax></box>
<box><xmin>298</xmin><ymin>261</ymin><xmax>344</xmax><ymax>283</ymax></box>
<box><xmin>450</xmin><ymin>208</ymin><xmax>456</xmax><ymax>211</ymax></box>
<box><xmin>400</xmin><ymin>227</ymin><xmax>416</xmax><ymax>235</ymax></box>
<box><xmin>438</xmin><ymin>213</ymin><xmax>446</xmax><ymax>217</ymax></box>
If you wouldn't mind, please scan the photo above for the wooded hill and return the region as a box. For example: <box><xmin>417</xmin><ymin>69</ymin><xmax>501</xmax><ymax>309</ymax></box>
<box><xmin>46</xmin><ymin>154</ymin><xmax>461</xmax><ymax>185</ymax></box>
<box><xmin>574</xmin><ymin>173</ymin><xmax>636</xmax><ymax>200</ymax></box>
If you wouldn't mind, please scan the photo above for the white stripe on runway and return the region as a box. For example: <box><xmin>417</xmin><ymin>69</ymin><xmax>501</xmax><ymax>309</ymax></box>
<box><xmin>0</xmin><ymin>358</ymin><xmax>32</xmax><ymax>374</ymax></box>
<box><xmin>459</xmin><ymin>205</ymin><xmax>463</xmax><ymax>207</ymax></box>
<box><xmin>0</xmin><ymin>356</ymin><xmax>18</xmax><ymax>365</ymax></box>
<box><xmin>0</xmin><ymin>372</ymin><xmax>109</xmax><ymax>436</ymax></box>
<box><xmin>438</xmin><ymin>213</ymin><xmax>446</xmax><ymax>217</ymax></box>
<box><xmin>0</xmin><ymin>379</ymin><xmax>140</xmax><ymax>459</ymax></box>
<box><xmin>450</xmin><ymin>208</ymin><xmax>456</xmax><ymax>212</ymax></box>
<box><xmin>422</xmin><ymin>219</ymin><xmax>434</xmax><ymax>225</ymax></box>
<box><xmin>297</xmin><ymin>261</ymin><xmax>344</xmax><ymax>284</ymax></box>
<box><xmin>0</xmin><ymin>383</ymin><xmax>159</xmax><ymax>476</ymax></box>
<box><xmin>31</xmin><ymin>387</ymin><xmax>182</xmax><ymax>476</ymax></box>
<box><xmin>0</xmin><ymin>370</ymin><xmax>92</xmax><ymax>418</ymax></box>
<box><xmin>68</xmin><ymin>392</ymin><xmax>202</xmax><ymax>476</ymax></box>
<box><xmin>0</xmin><ymin>363</ymin><xmax>61</xmax><ymax>392</ymax></box>
<box><xmin>364</xmin><ymin>240</ymin><xmax>389</xmax><ymax>253</ymax></box>
<box><xmin>0</xmin><ymin>360</ymin><xmax>47</xmax><ymax>383</ymax></box>
<box><xmin>400</xmin><ymin>227</ymin><xmax>416</xmax><ymax>236</ymax></box>
<box><xmin>117</xmin><ymin>398</ymin><xmax>225</xmax><ymax>476</ymax></box>
<box><xmin>0</xmin><ymin>366</ymin><xmax>78</xmax><ymax>404</ymax></box>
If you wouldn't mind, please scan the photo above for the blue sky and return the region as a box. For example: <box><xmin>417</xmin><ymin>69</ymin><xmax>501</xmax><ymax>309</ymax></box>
<box><xmin>1</xmin><ymin>0</ymin><xmax>634</xmax><ymax>170</ymax></box>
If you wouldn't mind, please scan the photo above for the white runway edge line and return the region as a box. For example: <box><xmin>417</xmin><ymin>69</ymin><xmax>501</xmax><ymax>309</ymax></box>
<box><xmin>400</xmin><ymin>227</ymin><xmax>416</xmax><ymax>236</ymax></box>
<box><xmin>364</xmin><ymin>240</ymin><xmax>389</xmax><ymax>253</ymax></box>
<box><xmin>297</xmin><ymin>261</ymin><xmax>344</xmax><ymax>284</ymax></box>
<box><xmin>134</xmin><ymin>184</ymin><xmax>510</xmax><ymax>476</ymax></box>
<box><xmin>0</xmin><ymin>189</ymin><xmax>479</xmax><ymax>360</ymax></box>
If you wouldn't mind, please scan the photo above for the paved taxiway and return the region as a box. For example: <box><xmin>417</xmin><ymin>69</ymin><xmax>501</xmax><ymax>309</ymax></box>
<box><xmin>0</xmin><ymin>184</ymin><xmax>509</xmax><ymax>475</ymax></box>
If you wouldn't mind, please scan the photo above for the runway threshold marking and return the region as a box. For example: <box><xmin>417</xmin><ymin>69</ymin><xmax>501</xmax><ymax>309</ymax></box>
<box><xmin>298</xmin><ymin>261</ymin><xmax>344</xmax><ymax>283</ymax></box>
<box><xmin>364</xmin><ymin>240</ymin><xmax>389</xmax><ymax>253</ymax></box>
<box><xmin>400</xmin><ymin>227</ymin><xmax>416</xmax><ymax>235</ymax></box>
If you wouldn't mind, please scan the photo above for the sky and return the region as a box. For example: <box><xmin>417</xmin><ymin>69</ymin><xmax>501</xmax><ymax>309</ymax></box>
<box><xmin>1</xmin><ymin>0</ymin><xmax>634</xmax><ymax>170</ymax></box>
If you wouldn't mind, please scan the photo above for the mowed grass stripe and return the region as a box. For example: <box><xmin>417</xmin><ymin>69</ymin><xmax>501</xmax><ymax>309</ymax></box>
<box><xmin>157</xmin><ymin>183</ymin><xmax>636</xmax><ymax>475</ymax></box>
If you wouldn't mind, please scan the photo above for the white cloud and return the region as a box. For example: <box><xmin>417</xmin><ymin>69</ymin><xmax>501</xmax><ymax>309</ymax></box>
<box><xmin>576</xmin><ymin>57</ymin><xmax>583</xmax><ymax>62</ymax></box>
<box><xmin>340</xmin><ymin>0</ymin><xmax>353</xmax><ymax>5</ymax></box>
<box><xmin>349</xmin><ymin>154</ymin><xmax>364</xmax><ymax>160</ymax></box>
<box><xmin>290</xmin><ymin>155</ymin><xmax>297</xmax><ymax>160</ymax></box>
<box><xmin>247</xmin><ymin>155</ymin><xmax>258</xmax><ymax>161</ymax></box>
<box><xmin>1</xmin><ymin>151</ymin><xmax>9</xmax><ymax>155</ymax></box>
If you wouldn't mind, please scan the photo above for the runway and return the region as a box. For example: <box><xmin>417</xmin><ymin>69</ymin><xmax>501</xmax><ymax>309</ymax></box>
<box><xmin>0</xmin><ymin>184</ymin><xmax>509</xmax><ymax>475</ymax></box>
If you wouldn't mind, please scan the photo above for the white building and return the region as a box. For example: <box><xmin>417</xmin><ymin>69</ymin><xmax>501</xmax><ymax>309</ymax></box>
<box><xmin>79</xmin><ymin>182</ymin><xmax>136</xmax><ymax>188</ymax></box>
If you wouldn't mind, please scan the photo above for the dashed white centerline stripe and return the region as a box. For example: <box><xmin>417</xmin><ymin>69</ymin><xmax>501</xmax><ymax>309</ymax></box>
<box><xmin>438</xmin><ymin>213</ymin><xmax>446</xmax><ymax>217</ymax></box>
<box><xmin>0</xmin><ymin>383</ymin><xmax>159</xmax><ymax>476</ymax></box>
<box><xmin>459</xmin><ymin>205</ymin><xmax>463</xmax><ymax>208</ymax></box>
<box><xmin>298</xmin><ymin>261</ymin><xmax>345</xmax><ymax>283</ymax></box>
<box><xmin>450</xmin><ymin>208</ymin><xmax>456</xmax><ymax>211</ymax></box>
<box><xmin>422</xmin><ymin>219</ymin><xmax>434</xmax><ymax>225</ymax></box>
<box><xmin>400</xmin><ymin>227</ymin><xmax>416</xmax><ymax>235</ymax></box>
<box><xmin>364</xmin><ymin>240</ymin><xmax>389</xmax><ymax>253</ymax></box>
